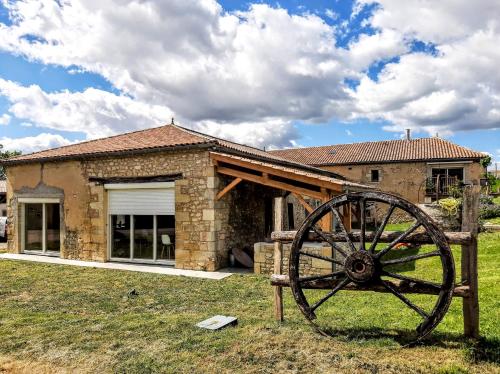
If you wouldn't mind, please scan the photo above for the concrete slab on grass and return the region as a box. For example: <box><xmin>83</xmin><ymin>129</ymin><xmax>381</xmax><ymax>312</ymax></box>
<box><xmin>196</xmin><ymin>315</ymin><xmax>238</xmax><ymax>330</ymax></box>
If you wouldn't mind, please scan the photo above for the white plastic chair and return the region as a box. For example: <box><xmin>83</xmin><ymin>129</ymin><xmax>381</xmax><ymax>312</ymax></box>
<box><xmin>161</xmin><ymin>234</ymin><xmax>174</xmax><ymax>260</ymax></box>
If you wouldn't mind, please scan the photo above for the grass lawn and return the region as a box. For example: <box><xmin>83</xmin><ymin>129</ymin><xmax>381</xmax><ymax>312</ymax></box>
<box><xmin>492</xmin><ymin>196</ymin><xmax>500</xmax><ymax>205</ymax></box>
<box><xmin>486</xmin><ymin>216</ymin><xmax>500</xmax><ymax>225</ymax></box>
<box><xmin>0</xmin><ymin>233</ymin><xmax>499</xmax><ymax>373</ymax></box>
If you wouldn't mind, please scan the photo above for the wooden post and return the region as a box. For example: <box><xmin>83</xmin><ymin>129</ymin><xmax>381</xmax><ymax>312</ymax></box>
<box><xmin>461</xmin><ymin>185</ymin><xmax>480</xmax><ymax>339</ymax></box>
<box><xmin>273</xmin><ymin>197</ymin><xmax>284</xmax><ymax>321</ymax></box>
<box><xmin>342</xmin><ymin>203</ymin><xmax>352</xmax><ymax>231</ymax></box>
<box><xmin>321</xmin><ymin>193</ymin><xmax>332</xmax><ymax>231</ymax></box>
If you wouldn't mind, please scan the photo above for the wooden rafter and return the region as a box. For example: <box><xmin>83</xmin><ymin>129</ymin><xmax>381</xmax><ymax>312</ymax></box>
<box><xmin>216</xmin><ymin>165</ymin><xmax>326</xmax><ymax>200</ymax></box>
<box><xmin>210</xmin><ymin>152</ymin><xmax>343</xmax><ymax>194</ymax></box>
<box><xmin>216</xmin><ymin>177</ymin><xmax>242</xmax><ymax>200</ymax></box>
<box><xmin>292</xmin><ymin>193</ymin><xmax>314</xmax><ymax>213</ymax></box>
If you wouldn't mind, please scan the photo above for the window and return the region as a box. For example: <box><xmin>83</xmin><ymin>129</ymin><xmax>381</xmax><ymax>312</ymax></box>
<box><xmin>106</xmin><ymin>183</ymin><xmax>175</xmax><ymax>263</ymax></box>
<box><xmin>370</xmin><ymin>169</ymin><xmax>380</xmax><ymax>182</ymax></box>
<box><xmin>22</xmin><ymin>201</ymin><xmax>60</xmax><ymax>254</ymax></box>
<box><xmin>110</xmin><ymin>214</ymin><xmax>175</xmax><ymax>263</ymax></box>
<box><xmin>429</xmin><ymin>167</ymin><xmax>464</xmax><ymax>196</ymax></box>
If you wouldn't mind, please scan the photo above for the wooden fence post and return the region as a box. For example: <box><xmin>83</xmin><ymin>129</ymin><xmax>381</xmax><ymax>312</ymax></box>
<box><xmin>273</xmin><ymin>197</ymin><xmax>284</xmax><ymax>321</ymax></box>
<box><xmin>461</xmin><ymin>185</ymin><xmax>480</xmax><ymax>339</ymax></box>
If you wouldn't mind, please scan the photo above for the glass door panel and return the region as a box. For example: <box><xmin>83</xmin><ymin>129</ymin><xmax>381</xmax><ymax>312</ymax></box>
<box><xmin>157</xmin><ymin>215</ymin><xmax>175</xmax><ymax>261</ymax></box>
<box><xmin>133</xmin><ymin>215</ymin><xmax>154</xmax><ymax>260</ymax></box>
<box><xmin>111</xmin><ymin>215</ymin><xmax>131</xmax><ymax>258</ymax></box>
<box><xmin>45</xmin><ymin>203</ymin><xmax>60</xmax><ymax>252</ymax></box>
<box><xmin>25</xmin><ymin>203</ymin><xmax>43</xmax><ymax>251</ymax></box>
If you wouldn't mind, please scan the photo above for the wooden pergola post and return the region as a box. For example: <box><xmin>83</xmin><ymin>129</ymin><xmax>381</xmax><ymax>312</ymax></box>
<box><xmin>273</xmin><ymin>196</ymin><xmax>285</xmax><ymax>321</ymax></box>
<box><xmin>461</xmin><ymin>185</ymin><xmax>480</xmax><ymax>339</ymax></box>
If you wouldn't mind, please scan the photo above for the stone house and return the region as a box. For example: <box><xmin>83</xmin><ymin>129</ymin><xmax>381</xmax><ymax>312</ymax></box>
<box><xmin>271</xmin><ymin>134</ymin><xmax>485</xmax><ymax>204</ymax></box>
<box><xmin>2</xmin><ymin>124</ymin><xmax>367</xmax><ymax>271</ymax></box>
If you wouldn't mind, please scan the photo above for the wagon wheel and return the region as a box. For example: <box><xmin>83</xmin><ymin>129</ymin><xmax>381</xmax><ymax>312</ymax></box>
<box><xmin>289</xmin><ymin>191</ymin><xmax>455</xmax><ymax>344</ymax></box>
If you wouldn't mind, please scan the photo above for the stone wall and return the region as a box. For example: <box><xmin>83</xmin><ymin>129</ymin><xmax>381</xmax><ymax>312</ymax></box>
<box><xmin>5</xmin><ymin>150</ymin><xmax>232</xmax><ymax>271</ymax></box>
<box><xmin>324</xmin><ymin>161</ymin><xmax>483</xmax><ymax>204</ymax></box>
<box><xmin>254</xmin><ymin>242</ymin><xmax>334</xmax><ymax>275</ymax></box>
<box><xmin>215</xmin><ymin>175</ymin><xmax>279</xmax><ymax>265</ymax></box>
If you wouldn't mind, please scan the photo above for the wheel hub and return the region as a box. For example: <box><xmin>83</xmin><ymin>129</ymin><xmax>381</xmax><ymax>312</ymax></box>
<box><xmin>344</xmin><ymin>251</ymin><xmax>376</xmax><ymax>283</ymax></box>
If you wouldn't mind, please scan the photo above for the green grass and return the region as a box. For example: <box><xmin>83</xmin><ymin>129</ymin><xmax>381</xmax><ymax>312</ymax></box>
<box><xmin>0</xmin><ymin>233</ymin><xmax>499</xmax><ymax>373</ymax></box>
<box><xmin>492</xmin><ymin>196</ymin><xmax>500</xmax><ymax>205</ymax></box>
<box><xmin>486</xmin><ymin>216</ymin><xmax>500</xmax><ymax>225</ymax></box>
<box><xmin>385</xmin><ymin>222</ymin><xmax>414</xmax><ymax>231</ymax></box>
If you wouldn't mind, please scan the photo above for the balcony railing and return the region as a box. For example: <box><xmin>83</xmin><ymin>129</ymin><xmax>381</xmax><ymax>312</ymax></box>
<box><xmin>425</xmin><ymin>175</ymin><xmax>461</xmax><ymax>199</ymax></box>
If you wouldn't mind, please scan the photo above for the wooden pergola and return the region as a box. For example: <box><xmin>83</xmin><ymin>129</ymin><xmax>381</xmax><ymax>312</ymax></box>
<box><xmin>210</xmin><ymin>152</ymin><xmax>370</xmax><ymax>230</ymax></box>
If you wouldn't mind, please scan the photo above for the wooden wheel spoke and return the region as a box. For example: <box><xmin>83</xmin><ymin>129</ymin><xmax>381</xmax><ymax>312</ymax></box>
<box><xmin>310</xmin><ymin>277</ymin><xmax>350</xmax><ymax>312</ymax></box>
<box><xmin>299</xmin><ymin>270</ymin><xmax>345</xmax><ymax>283</ymax></box>
<box><xmin>330</xmin><ymin>207</ymin><xmax>356</xmax><ymax>252</ymax></box>
<box><xmin>381</xmin><ymin>280</ymin><xmax>430</xmax><ymax>319</ymax></box>
<box><xmin>375</xmin><ymin>221</ymin><xmax>422</xmax><ymax>258</ymax></box>
<box><xmin>310</xmin><ymin>225</ymin><xmax>348</xmax><ymax>258</ymax></box>
<box><xmin>382</xmin><ymin>270</ymin><xmax>442</xmax><ymax>291</ymax></box>
<box><xmin>381</xmin><ymin>250</ymin><xmax>441</xmax><ymax>266</ymax></box>
<box><xmin>368</xmin><ymin>204</ymin><xmax>396</xmax><ymax>253</ymax></box>
<box><xmin>359</xmin><ymin>198</ymin><xmax>366</xmax><ymax>251</ymax></box>
<box><xmin>299</xmin><ymin>249</ymin><xmax>344</xmax><ymax>267</ymax></box>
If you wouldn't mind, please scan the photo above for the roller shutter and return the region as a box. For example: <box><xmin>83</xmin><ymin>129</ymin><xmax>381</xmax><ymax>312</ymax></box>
<box><xmin>107</xmin><ymin>187</ymin><xmax>175</xmax><ymax>215</ymax></box>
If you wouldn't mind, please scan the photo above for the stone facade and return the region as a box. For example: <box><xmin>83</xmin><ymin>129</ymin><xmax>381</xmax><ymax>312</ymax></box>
<box><xmin>254</xmin><ymin>242</ymin><xmax>334</xmax><ymax>275</ymax></box>
<box><xmin>5</xmin><ymin>149</ymin><xmax>271</xmax><ymax>271</ymax></box>
<box><xmin>323</xmin><ymin>161</ymin><xmax>483</xmax><ymax>204</ymax></box>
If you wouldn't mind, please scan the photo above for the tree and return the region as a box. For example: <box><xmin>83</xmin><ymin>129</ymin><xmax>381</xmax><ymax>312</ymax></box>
<box><xmin>0</xmin><ymin>144</ymin><xmax>22</xmax><ymax>180</ymax></box>
<box><xmin>480</xmin><ymin>155</ymin><xmax>492</xmax><ymax>170</ymax></box>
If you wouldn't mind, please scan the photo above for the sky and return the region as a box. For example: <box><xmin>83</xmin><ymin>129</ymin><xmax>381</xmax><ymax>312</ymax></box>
<box><xmin>0</xmin><ymin>0</ymin><xmax>499</xmax><ymax>165</ymax></box>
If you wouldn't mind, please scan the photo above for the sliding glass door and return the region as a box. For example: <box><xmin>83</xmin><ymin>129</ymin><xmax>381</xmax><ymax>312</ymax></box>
<box><xmin>23</xmin><ymin>202</ymin><xmax>61</xmax><ymax>254</ymax></box>
<box><xmin>110</xmin><ymin>214</ymin><xmax>175</xmax><ymax>263</ymax></box>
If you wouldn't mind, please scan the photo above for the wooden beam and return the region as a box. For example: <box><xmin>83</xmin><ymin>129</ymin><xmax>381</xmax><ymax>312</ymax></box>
<box><xmin>216</xmin><ymin>177</ymin><xmax>242</xmax><ymax>200</ymax></box>
<box><xmin>270</xmin><ymin>274</ymin><xmax>470</xmax><ymax>298</ymax></box>
<box><xmin>271</xmin><ymin>230</ymin><xmax>472</xmax><ymax>245</ymax></box>
<box><xmin>210</xmin><ymin>152</ymin><xmax>343</xmax><ymax>193</ymax></box>
<box><xmin>321</xmin><ymin>193</ymin><xmax>332</xmax><ymax>231</ymax></box>
<box><xmin>292</xmin><ymin>193</ymin><xmax>314</xmax><ymax>213</ymax></box>
<box><xmin>341</xmin><ymin>203</ymin><xmax>352</xmax><ymax>231</ymax></box>
<box><xmin>216</xmin><ymin>165</ymin><xmax>325</xmax><ymax>199</ymax></box>
<box><xmin>461</xmin><ymin>185</ymin><xmax>480</xmax><ymax>339</ymax></box>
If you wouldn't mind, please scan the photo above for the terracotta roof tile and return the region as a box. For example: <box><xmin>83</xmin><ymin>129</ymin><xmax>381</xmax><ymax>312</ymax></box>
<box><xmin>3</xmin><ymin>124</ymin><xmax>343</xmax><ymax>179</ymax></box>
<box><xmin>269</xmin><ymin>138</ymin><xmax>485</xmax><ymax>165</ymax></box>
<box><xmin>7</xmin><ymin>125</ymin><xmax>211</xmax><ymax>162</ymax></box>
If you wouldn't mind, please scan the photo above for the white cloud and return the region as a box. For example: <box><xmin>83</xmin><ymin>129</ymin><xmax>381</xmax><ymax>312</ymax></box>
<box><xmin>352</xmin><ymin>31</ymin><xmax>500</xmax><ymax>134</ymax></box>
<box><xmin>350</xmin><ymin>0</ymin><xmax>500</xmax><ymax>135</ymax></box>
<box><xmin>192</xmin><ymin>119</ymin><xmax>299</xmax><ymax>149</ymax></box>
<box><xmin>345</xmin><ymin>29</ymin><xmax>407</xmax><ymax>71</ymax></box>
<box><xmin>359</xmin><ymin>0</ymin><xmax>500</xmax><ymax>44</ymax></box>
<box><xmin>0</xmin><ymin>0</ymin><xmax>499</xmax><ymax>149</ymax></box>
<box><xmin>0</xmin><ymin>113</ymin><xmax>10</xmax><ymax>125</ymax></box>
<box><xmin>1</xmin><ymin>133</ymin><xmax>74</xmax><ymax>153</ymax></box>
<box><xmin>0</xmin><ymin>2</ymin><xmax>354</xmax><ymax>125</ymax></box>
<box><xmin>0</xmin><ymin>78</ymin><xmax>173</xmax><ymax>139</ymax></box>
<box><xmin>345</xmin><ymin>129</ymin><xmax>353</xmax><ymax>136</ymax></box>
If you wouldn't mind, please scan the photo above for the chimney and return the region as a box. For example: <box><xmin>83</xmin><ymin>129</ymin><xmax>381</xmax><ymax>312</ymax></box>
<box><xmin>405</xmin><ymin>128</ymin><xmax>411</xmax><ymax>140</ymax></box>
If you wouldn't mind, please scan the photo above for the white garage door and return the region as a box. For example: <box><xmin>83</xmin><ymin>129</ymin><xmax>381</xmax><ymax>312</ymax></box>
<box><xmin>106</xmin><ymin>182</ymin><xmax>175</xmax><ymax>215</ymax></box>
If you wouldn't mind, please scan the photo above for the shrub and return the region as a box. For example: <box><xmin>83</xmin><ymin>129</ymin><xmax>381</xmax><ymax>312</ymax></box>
<box><xmin>478</xmin><ymin>194</ymin><xmax>500</xmax><ymax>221</ymax></box>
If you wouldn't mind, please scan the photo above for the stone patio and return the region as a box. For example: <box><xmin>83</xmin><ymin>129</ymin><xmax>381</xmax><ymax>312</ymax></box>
<box><xmin>0</xmin><ymin>253</ymin><xmax>233</xmax><ymax>280</ymax></box>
